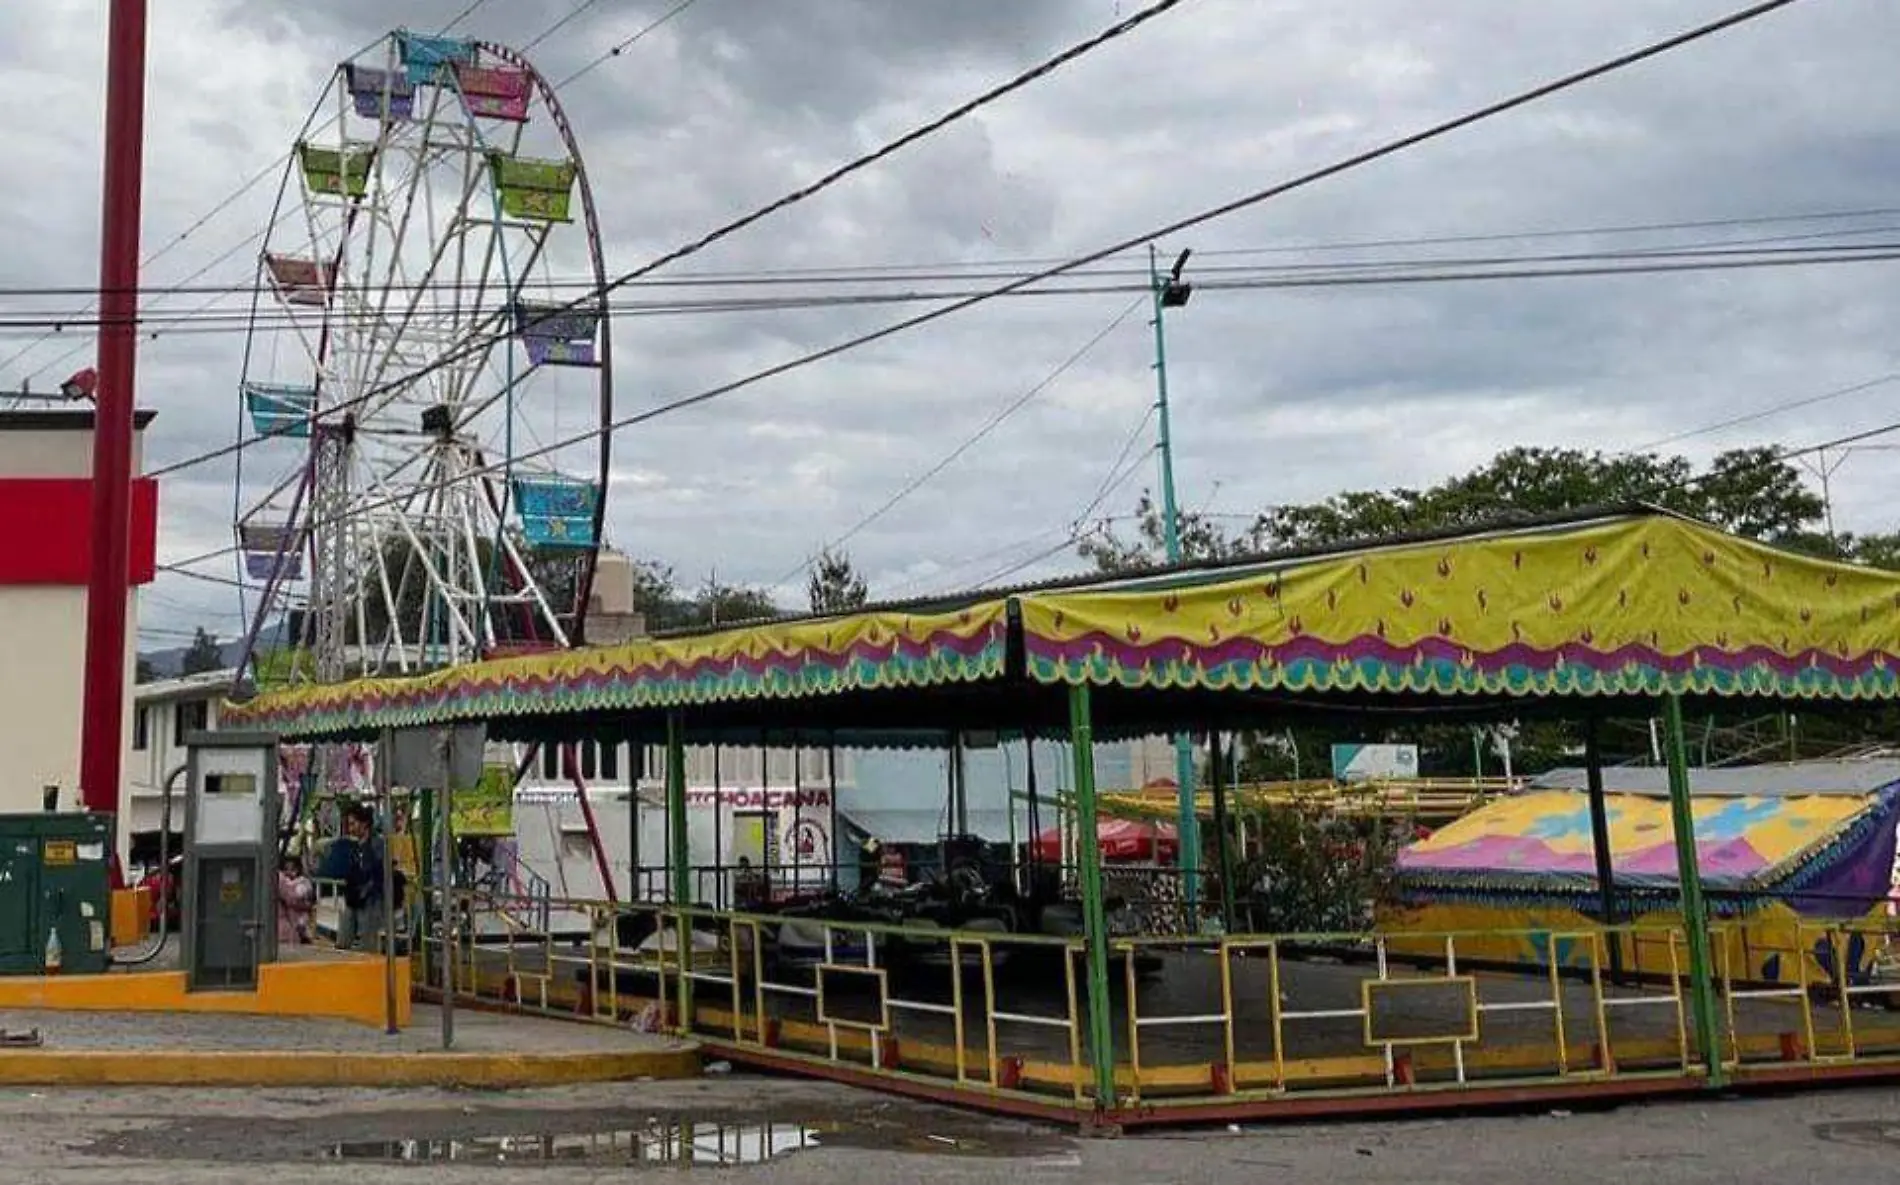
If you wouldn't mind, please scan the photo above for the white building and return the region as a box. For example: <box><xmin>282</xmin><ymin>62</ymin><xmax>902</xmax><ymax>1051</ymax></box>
<box><xmin>510</xmin><ymin>742</ymin><xmax>855</xmax><ymax>919</ymax></box>
<box><xmin>124</xmin><ymin>669</ymin><xmax>233</xmax><ymax>868</ymax></box>
<box><xmin>515</xmin><ymin>739</ymin><xmax>848</xmax><ymax>797</ymax></box>
<box><xmin>0</xmin><ymin>408</ymin><xmax>154</xmax><ymax>841</ymax></box>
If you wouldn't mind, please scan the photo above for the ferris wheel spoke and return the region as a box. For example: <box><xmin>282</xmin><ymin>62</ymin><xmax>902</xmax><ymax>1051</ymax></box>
<box><xmin>361</xmin><ymin>145</ymin><xmax>487</xmax><ymax>401</ymax></box>
<box><xmin>449</xmin><ymin>222</ymin><xmax>553</xmax><ymax>415</ymax></box>
<box><xmin>348</xmin><ymin>142</ymin><xmax>434</xmax><ymax>401</ymax></box>
<box><xmin>348</xmin><ymin>364</ymin><xmax>536</xmax><ymax>498</ymax></box>
<box><xmin>353</xmin><ymin>446</ymin><xmax>502</xmax><ymax>663</ymax></box>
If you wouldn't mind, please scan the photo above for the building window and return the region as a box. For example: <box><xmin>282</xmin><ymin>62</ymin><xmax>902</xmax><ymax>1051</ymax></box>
<box><xmin>173</xmin><ymin>699</ymin><xmax>209</xmax><ymax>747</ymax></box>
<box><xmin>580</xmin><ymin>741</ymin><xmax>598</xmax><ymax>781</ymax></box>
<box><xmin>541</xmin><ymin>744</ymin><xmax>560</xmax><ymax>782</ymax></box>
<box><xmin>132</xmin><ymin>706</ymin><xmax>150</xmax><ymax>752</ymax></box>
<box><xmin>767</xmin><ymin>749</ymin><xmax>795</xmax><ymax>786</ymax></box>
<box><xmin>600</xmin><ymin>742</ymin><xmax>620</xmax><ymax>783</ymax></box>
<box><xmin>800</xmin><ymin>748</ymin><xmax>830</xmax><ymax>785</ymax></box>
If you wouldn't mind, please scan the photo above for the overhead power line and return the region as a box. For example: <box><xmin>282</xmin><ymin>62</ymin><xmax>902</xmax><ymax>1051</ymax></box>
<box><xmin>903</xmin><ymin>403</ymin><xmax>1168</xmax><ymax>598</ymax></box>
<box><xmin>553</xmin><ymin>0</ymin><xmax>705</xmax><ymax>88</ymax></box>
<box><xmin>11</xmin><ymin>229</ymin><xmax>1900</xmax><ymax>304</ymax></box>
<box><xmin>1075</xmin><ymin>407</ymin><xmax>1161</xmax><ymax>535</ymax></box>
<box><xmin>153</xmin><ymin>0</ymin><xmax>1815</xmax><ymax>580</ymax></box>
<box><xmin>17</xmin><ymin>203</ymin><xmax>1895</xmax><ymax>385</ymax></box>
<box><xmin>1630</xmin><ymin>371</ymin><xmax>1900</xmax><ymax>452</ymax></box>
<box><xmin>967</xmin><ymin>448</ymin><xmax>1156</xmax><ymax>590</ymax></box>
<box><xmin>142</xmin><ymin>0</ymin><xmax>1194</xmax><ymax>481</ymax></box>
<box><xmin>440</xmin><ymin>0</ymin><xmax>495</xmax><ymax>33</ymax></box>
<box><xmin>0</xmin><ymin>142</ymin><xmax>318</xmax><ymax>382</ymax></box>
<box><xmin>886</xmin><ymin>417</ymin><xmax>1900</xmax><ymax>603</ymax></box>
<box><xmin>38</xmin><ymin>239</ymin><xmax>1897</xmax><ymax>348</ymax></box>
<box><xmin>774</xmin><ymin>294</ymin><xmax>1148</xmax><ymax>586</ymax></box>
<box><xmin>0</xmin><ymin>17</ymin><xmax>417</xmax><ymax>379</ymax></box>
<box><xmin>523</xmin><ymin>0</ymin><xmax>608</xmax><ymax>52</ymax></box>
<box><xmin>2</xmin><ymin>0</ymin><xmax>669</xmax><ymax>383</ymax></box>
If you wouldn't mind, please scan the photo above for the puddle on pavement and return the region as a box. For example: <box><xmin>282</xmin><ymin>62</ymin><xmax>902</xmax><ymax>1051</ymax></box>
<box><xmin>328</xmin><ymin>1120</ymin><xmax>820</xmax><ymax>1166</ymax></box>
<box><xmin>88</xmin><ymin>1103</ymin><xmax>1067</xmax><ymax>1167</ymax></box>
<box><xmin>1811</xmin><ymin>1120</ymin><xmax>1900</xmax><ymax>1149</ymax></box>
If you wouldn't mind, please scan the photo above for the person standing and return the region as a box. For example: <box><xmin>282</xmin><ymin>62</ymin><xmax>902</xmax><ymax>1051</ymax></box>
<box><xmin>276</xmin><ymin>854</ymin><xmax>316</xmax><ymax>946</ymax></box>
<box><xmin>317</xmin><ymin>804</ymin><xmax>386</xmax><ymax>951</ymax></box>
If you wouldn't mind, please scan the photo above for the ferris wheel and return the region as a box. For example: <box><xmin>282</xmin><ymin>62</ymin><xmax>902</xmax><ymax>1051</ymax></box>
<box><xmin>233</xmin><ymin>30</ymin><xmax>612</xmax><ymax>685</ymax></box>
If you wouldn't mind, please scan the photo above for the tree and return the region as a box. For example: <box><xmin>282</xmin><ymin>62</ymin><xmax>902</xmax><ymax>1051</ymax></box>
<box><xmin>627</xmin><ymin>558</ymin><xmax>692</xmax><ymax>632</ymax></box>
<box><xmin>1236</xmin><ymin>799</ymin><xmax>1413</xmax><ymax>932</ymax></box>
<box><xmin>135</xmin><ymin>656</ymin><xmax>159</xmax><ymax>684</ymax></box>
<box><xmin>1252</xmin><ymin>445</ymin><xmax>1825</xmax><ymax>552</ymax></box>
<box><xmin>806</xmin><ymin>547</ymin><xmax>869</xmax><ymax>614</ymax></box>
<box><xmin>1077</xmin><ymin>489</ymin><xmax>1262</xmax><ymax>573</ymax></box>
<box><xmin>1848</xmin><ymin>532</ymin><xmax>1900</xmax><ymax>569</ymax></box>
<box><xmin>617</xmin><ymin>562</ymin><xmax>779</xmax><ymax>631</ymax></box>
<box><xmin>687</xmin><ymin>579</ymin><xmax>779</xmax><ymax>628</ymax></box>
<box><xmin>1082</xmin><ymin>445</ymin><xmax>1835</xmax><ymax>573</ymax></box>
<box><xmin>181</xmin><ymin>627</ymin><xmax>225</xmax><ymax>675</ymax></box>
<box><xmin>1689</xmin><ymin>446</ymin><xmax>1827</xmax><ymax>542</ymax></box>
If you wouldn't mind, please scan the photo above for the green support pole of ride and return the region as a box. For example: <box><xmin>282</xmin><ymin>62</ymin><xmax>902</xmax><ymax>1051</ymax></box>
<box><xmin>1149</xmin><ymin>245</ymin><xmax>1201</xmax><ymax>928</ymax></box>
<box><xmin>666</xmin><ymin>711</ymin><xmax>692</xmax><ymax>1030</ymax></box>
<box><xmin>1661</xmin><ymin>693</ymin><xmax>1724</xmax><ymax>1086</ymax></box>
<box><xmin>1068</xmin><ymin>682</ymin><xmax>1117</xmax><ymax>1107</ymax></box>
<box><xmin>1209</xmin><ymin>731</ymin><xmax>1236</xmax><ymax>934</ymax></box>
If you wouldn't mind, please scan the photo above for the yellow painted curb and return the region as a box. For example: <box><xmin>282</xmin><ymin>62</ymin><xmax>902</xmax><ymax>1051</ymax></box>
<box><xmin>0</xmin><ymin>1046</ymin><xmax>702</xmax><ymax>1088</ymax></box>
<box><xmin>0</xmin><ymin>956</ymin><xmax>410</xmax><ymax>1029</ymax></box>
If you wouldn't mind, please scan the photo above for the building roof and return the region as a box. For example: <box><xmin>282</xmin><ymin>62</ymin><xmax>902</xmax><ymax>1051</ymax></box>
<box><xmin>1531</xmin><ymin>758</ymin><xmax>1900</xmax><ymax>797</ymax></box>
<box><xmin>134</xmin><ymin>668</ymin><xmax>237</xmax><ymax>704</ymax></box>
<box><xmin>0</xmin><ymin>408</ymin><xmax>158</xmax><ymax>431</ymax></box>
<box><xmin>223</xmin><ymin>507</ymin><xmax>1900</xmax><ymax>744</ymax></box>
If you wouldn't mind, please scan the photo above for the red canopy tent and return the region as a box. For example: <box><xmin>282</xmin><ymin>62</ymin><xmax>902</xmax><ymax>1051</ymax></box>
<box><xmin>1032</xmin><ymin>818</ymin><xmax>1179</xmax><ymax>863</ymax></box>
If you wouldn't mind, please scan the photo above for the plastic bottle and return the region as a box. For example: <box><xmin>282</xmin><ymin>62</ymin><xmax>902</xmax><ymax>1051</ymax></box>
<box><xmin>43</xmin><ymin>927</ymin><xmax>62</xmax><ymax>975</ymax></box>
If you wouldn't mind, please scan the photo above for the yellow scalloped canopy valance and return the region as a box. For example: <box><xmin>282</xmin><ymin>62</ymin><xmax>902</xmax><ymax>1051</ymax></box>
<box><xmin>222</xmin><ymin>602</ymin><xmax>1009</xmax><ymax>738</ymax></box>
<box><xmin>1018</xmin><ymin>514</ymin><xmax>1900</xmax><ymax>700</ymax></box>
<box><xmin>224</xmin><ymin>512</ymin><xmax>1900</xmax><ymax>741</ymax></box>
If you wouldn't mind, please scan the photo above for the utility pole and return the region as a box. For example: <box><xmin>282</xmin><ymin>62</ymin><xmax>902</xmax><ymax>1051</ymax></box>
<box><xmin>1148</xmin><ymin>244</ymin><xmax>1202</xmax><ymax>928</ymax></box>
<box><xmin>1800</xmin><ymin>446</ymin><xmax>1846</xmax><ymax>546</ymax></box>
<box><xmin>1797</xmin><ymin>444</ymin><xmax>1900</xmax><ymax>552</ymax></box>
<box><xmin>79</xmin><ymin>1</ymin><xmax>148</xmax><ymax>870</ymax></box>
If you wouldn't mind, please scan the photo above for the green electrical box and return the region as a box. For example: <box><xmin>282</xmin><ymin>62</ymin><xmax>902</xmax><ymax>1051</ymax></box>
<box><xmin>0</xmin><ymin>813</ymin><xmax>113</xmax><ymax>976</ymax></box>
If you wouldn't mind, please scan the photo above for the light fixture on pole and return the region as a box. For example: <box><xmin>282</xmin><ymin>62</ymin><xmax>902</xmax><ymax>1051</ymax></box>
<box><xmin>60</xmin><ymin>368</ymin><xmax>99</xmax><ymax>402</ymax></box>
<box><xmin>1147</xmin><ymin>242</ymin><xmax>1202</xmax><ymax>928</ymax></box>
<box><xmin>1160</xmin><ymin>248</ymin><xmax>1193</xmax><ymax>308</ymax></box>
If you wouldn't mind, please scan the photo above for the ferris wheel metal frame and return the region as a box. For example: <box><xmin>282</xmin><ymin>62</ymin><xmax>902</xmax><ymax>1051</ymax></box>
<box><xmin>231</xmin><ymin>30</ymin><xmax>614</xmax><ymax>690</ymax></box>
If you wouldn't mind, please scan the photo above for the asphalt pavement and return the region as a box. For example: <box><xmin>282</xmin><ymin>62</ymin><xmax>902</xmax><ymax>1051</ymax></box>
<box><xmin>5</xmin><ymin>1075</ymin><xmax>1899</xmax><ymax>1184</ymax></box>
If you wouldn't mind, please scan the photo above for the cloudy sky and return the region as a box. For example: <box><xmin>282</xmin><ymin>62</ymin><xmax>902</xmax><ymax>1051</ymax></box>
<box><xmin>6</xmin><ymin>0</ymin><xmax>1900</xmax><ymax>649</ymax></box>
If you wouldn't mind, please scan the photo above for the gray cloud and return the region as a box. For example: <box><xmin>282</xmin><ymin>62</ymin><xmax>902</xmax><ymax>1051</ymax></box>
<box><xmin>5</xmin><ymin>0</ymin><xmax>1898</xmax><ymax>645</ymax></box>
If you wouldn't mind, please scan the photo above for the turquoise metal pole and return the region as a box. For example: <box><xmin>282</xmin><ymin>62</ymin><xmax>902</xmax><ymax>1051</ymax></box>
<box><xmin>1068</xmin><ymin>682</ymin><xmax>1117</xmax><ymax>1107</ymax></box>
<box><xmin>1661</xmin><ymin>693</ymin><xmax>1724</xmax><ymax>1086</ymax></box>
<box><xmin>1149</xmin><ymin>244</ymin><xmax>1201</xmax><ymax>928</ymax></box>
